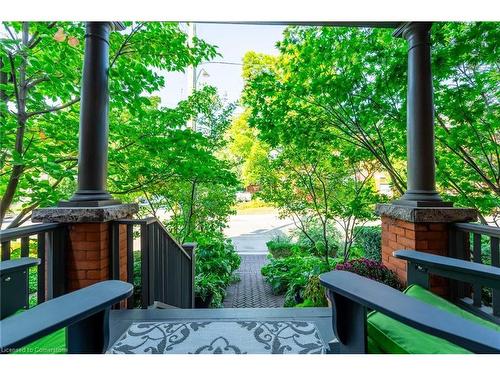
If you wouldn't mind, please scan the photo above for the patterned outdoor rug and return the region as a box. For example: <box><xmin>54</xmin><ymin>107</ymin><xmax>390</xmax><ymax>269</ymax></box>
<box><xmin>108</xmin><ymin>320</ymin><xmax>327</xmax><ymax>354</ymax></box>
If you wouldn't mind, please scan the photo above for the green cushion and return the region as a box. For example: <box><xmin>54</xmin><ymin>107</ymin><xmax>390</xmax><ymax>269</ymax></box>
<box><xmin>14</xmin><ymin>329</ymin><xmax>67</xmax><ymax>354</ymax></box>
<box><xmin>367</xmin><ymin>336</ymin><xmax>384</xmax><ymax>354</ymax></box>
<box><xmin>367</xmin><ymin>284</ymin><xmax>500</xmax><ymax>354</ymax></box>
<box><xmin>10</xmin><ymin>310</ymin><xmax>67</xmax><ymax>354</ymax></box>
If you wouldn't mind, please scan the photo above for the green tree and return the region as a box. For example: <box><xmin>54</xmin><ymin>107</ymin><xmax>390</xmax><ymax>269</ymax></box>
<box><xmin>242</xmin><ymin>23</ymin><xmax>499</xmax><ymax>225</ymax></box>
<box><xmin>432</xmin><ymin>23</ymin><xmax>499</xmax><ymax>224</ymax></box>
<box><xmin>0</xmin><ymin>21</ymin><xmax>219</xmax><ymax>227</ymax></box>
<box><xmin>225</xmin><ymin>110</ymin><xmax>269</xmax><ymax>187</ymax></box>
<box><xmin>133</xmin><ymin>90</ymin><xmax>238</xmax><ymax>243</ymax></box>
<box><xmin>255</xmin><ymin>146</ymin><xmax>381</xmax><ymax>264</ymax></box>
<box><xmin>242</xmin><ymin>31</ymin><xmax>408</xmax><ymax>196</ymax></box>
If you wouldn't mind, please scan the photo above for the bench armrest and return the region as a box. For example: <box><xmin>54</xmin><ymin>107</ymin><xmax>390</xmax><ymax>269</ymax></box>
<box><xmin>0</xmin><ymin>258</ymin><xmax>40</xmax><ymax>276</ymax></box>
<box><xmin>394</xmin><ymin>250</ymin><xmax>500</xmax><ymax>289</ymax></box>
<box><xmin>319</xmin><ymin>270</ymin><xmax>500</xmax><ymax>353</ymax></box>
<box><xmin>0</xmin><ymin>280</ymin><xmax>133</xmax><ymax>354</ymax></box>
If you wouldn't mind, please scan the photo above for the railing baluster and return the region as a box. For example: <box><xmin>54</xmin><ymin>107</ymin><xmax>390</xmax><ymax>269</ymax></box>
<box><xmin>148</xmin><ymin>223</ymin><xmax>155</xmax><ymax>306</ymax></box>
<box><xmin>110</xmin><ymin>222</ymin><xmax>120</xmax><ymax>280</ymax></box>
<box><xmin>182</xmin><ymin>257</ymin><xmax>188</xmax><ymax>307</ymax></box>
<box><xmin>167</xmin><ymin>235</ymin><xmax>171</xmax><ymax>304</ymax></box>
<box><xmin>472</xmin><ymin>233</ymin><xmax>482</xmax><ymax>307</ymax></box>
<box><xmin>51</xmin><ymin>226</ymin><xmax>67</xmax><ymax>298</ymax></box>
<box><xmin>160</xmin><ymin>231</ymin><xmax>165</xmax><ymax>303</ymax></box>
<box><xmin>189</xmin><ymin>244</ymin><xmax>196</xmax><ymax>308</ymax></box>
<box><xmin>450</xmin><ymin>229</ymin><xmax>467</xmax><ymax>299</ymax></box>
<box><xmin>21</xmin><ymin>236</ymin><xmax>30</xmax><ymax>257</ymax></box>
<box><xmin>113</xmin><ymin>217</ymin><xmax>195</xmax><ymax>309</ymax></box>
<box><xmin>176</xmin><ymin>249</ymin><xmax>181</xmax><ymax>307</ymax></box>
<box><xmin>191</xmin><ymin>248</ymin><xmax>195</xmax><ymax>308</ymax></box>
<box><xmin>449</xmin><ymin>222</ymin><xmax>500</xmax><ymax>321</ymax></box>
<box><xmin>491</xmin><ymin>236</ymin><xmax>499</xmax><ymax>317</ymax></box>
<box><xmin>158</xmin><ymin>225</ymin><xmax>162</xmax><ymax>303</ymax></box>
<box><xmin>167</xmin><ymin>237</ymin><xmax>175</xmax><ymax>305</ymax></box>
<box><xmin>171</xmin><ymin>245</ymin><xmax>176</xmax><ymax>306</ymax></box>
<box><xmin>166</xmin><ymin>234</ymin><xmax>170</xmax><ymax>303</ymax></box>
<box><xmin>140</xmin><ymin>223</ymin><xmax>149</xmax><ymax>308</ymax></box>
<box><xmin>1</xmin><ymin>223</ymin><xmax>64</xmax><ymax>308</ymax></box>
<box><xmin>179</xmin><ymin>250</ymin><xmax>184</xmax><ymax>307</ymax></box>
<box><xmin>153</xmin><ymin>223</ymin><xmax>159</xmax><ymax>304</ymax></box>
<box><xmin>1</xmin><ymin>241</ymin><xmax>10</xmax><ymax>260</ymax></box>
<box><xmin>37</xmin><ymin>233</ymin><xmax>46</xmax><ymax>304</ymax></box>
<box><xmin>46</xmin><ymin>230</ymin><xmax>54</xmax><ymax>300</ymax></box>
<box><xmin>492</xmin><ymin>236</ymin><xmax>500</xmax><ymax>266</ymax></box>
<box><xmin>126</xmin><ymin>224</ymin><xmax>134</xmax><ymax>309</ymax></box>
<box><xmin>109</xmin><ymin>222</ymin><xmax>121</xmax><ymax>310</ymax></box>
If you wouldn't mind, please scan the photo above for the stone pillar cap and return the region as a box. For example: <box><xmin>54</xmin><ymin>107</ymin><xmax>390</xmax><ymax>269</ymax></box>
<box><xmin>376</xmin><ymin>203</ymin><xmax>477</xmax><ymax>223</ymax></box>
<box><xmin>32</xmin><ymin>203</ymin><xmax>139</xmax><ymax>223</ymax></box>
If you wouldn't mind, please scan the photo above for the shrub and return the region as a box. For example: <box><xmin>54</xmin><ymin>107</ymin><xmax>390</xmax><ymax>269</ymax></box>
<box><xmin>133</xmin><ymin>251</ymin><xmax>142</xmax><ymax>307</ymax></box>
<box><xmin>266</xmin><ymin>235</ymin><xmax>298</xmax><ymax>258</ymax></box>
<box><xmin>293</xmin><ymin>219</ymin><xmax>342</xmax><ymax>258</ymax></box>
<box><xmin>354</xmin><ymin>226</ymin><xmax>382</xmax><ymax>261</ymax></box>
<box><xmin>262</xmin><ymin>252</ymin><xmax>333</xmax><ymax>307</ymax></box>
<box><xmin>302</xmin><ymin>275</ymin><xmax>328</xmax><ymax>307</ymax></box>
<box><xmin>194</xmin><ymin>234</ymin><xmax>241</xmax><ymax>307</ymax></box>
<box><xmin>194</xmin><ymin>273</ymin><xmax>226</xmax><ymax>306</ymax></box>
<box><xmin>295</xmin><ymin>299</ymin><xmax>317</xmax><ymax>308</ymax></box>
<box><xmin>335</xmin><ymin>258</ymin><xmax>403</xmax><ymax>290</ymax></box>
<box><xmin>235</xmin><ymin>198</ymin><xmax>270</xmax><ymax>211</ymax></box>
<box><xmin>262</xmin><ymin>253</ymin><xmax>329</xmax><ymax>295</ymax></box>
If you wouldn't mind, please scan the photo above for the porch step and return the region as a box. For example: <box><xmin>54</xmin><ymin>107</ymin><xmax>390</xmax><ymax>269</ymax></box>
<box><xmin>109</xmin><ymin>307</ymin><xmax>334</xmax><ymax>354</ymax></box>
<box><xmin>151</xmin><ymin>301</ymin><xmax>179</xmax><ymax>309</ymax></box>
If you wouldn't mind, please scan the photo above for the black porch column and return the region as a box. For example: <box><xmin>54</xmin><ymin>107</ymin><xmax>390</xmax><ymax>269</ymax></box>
<box><xmin>393</xmin><ymin>22</ymin><xmax>451</xmax><ymax>207</ymax></box>
<box><xmin>62</xmin><ymin>22</ymin><xmax>123</xmax><ymax>207</ymax></box>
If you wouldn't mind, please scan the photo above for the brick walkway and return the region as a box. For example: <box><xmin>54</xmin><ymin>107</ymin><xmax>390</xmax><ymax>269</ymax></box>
<box><xmin>223</xmin><ymin>255</ymin><xmax>285</xmax><ymax>308</ymax></box>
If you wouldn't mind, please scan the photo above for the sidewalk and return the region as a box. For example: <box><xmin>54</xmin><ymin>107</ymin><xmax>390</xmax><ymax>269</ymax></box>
<box><xmin>223</xmin><ymin>255</ymin><xmax>284</xmax><ymax>308</ymax></box>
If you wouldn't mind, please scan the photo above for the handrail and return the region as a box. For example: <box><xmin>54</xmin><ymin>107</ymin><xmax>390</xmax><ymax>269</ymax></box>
<box><xmin>150</xmin><ymin>218</ymin><xmax>191</xmax><ymax>259</ymax></box>
<box><xmin>0</xmin><ymin>223</ymin><xmax>62</xmax><ymax>242</ymax></box>
<box><xmin>0</xmin><ymin>222</ymin><xmax>68</xmax><ymax>305</ymax></box>
<box><xmin>114</xmin><ymin>218</ymin><xmax>157</xmax><ymax>225</ymax></box>
<box><xmin>114</xmin><ymin>218</ymin><xmax>191</xmax><ymax>259</ymax></box>
<box><xmin>448</xmin><ymin>221</ymin><xmax>500</xmax><ymax>318</ymax></box>
<box><xmin>111</xmin><ymin>217</ymin><xmax>195</xmax><ymax>309</ymax></box>
<box><xmin>452</xmin><ymin>223</ymin><xmax>500</xmax><ymax>238</ymax></box>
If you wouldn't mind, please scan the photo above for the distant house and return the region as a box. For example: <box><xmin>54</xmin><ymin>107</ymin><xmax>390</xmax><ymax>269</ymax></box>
<box><xmin>246</xmin><ymin>184</ymin><xmax>260</xmax><ymax>194</ymax></box>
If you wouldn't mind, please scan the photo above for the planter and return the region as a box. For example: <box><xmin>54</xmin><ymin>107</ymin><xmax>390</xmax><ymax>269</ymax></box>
<box><xmin>294</xmin><ymin>290</ymin><xmax>304</xmax><ymax>305</ymax></box>
<box><xmin>195</xmin><ymin>294</ymin><xmax>213</xmax><ymax>308</ymax></box>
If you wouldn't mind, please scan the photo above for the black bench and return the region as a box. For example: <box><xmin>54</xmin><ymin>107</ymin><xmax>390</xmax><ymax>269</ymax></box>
<box><xmin>319</xmin><ymin>250</ymin><xmax>500</xmax><ymax>354</ymax></box>
<box><xmin>1</xmin><ymin>279</ymin><xmax>133</xmax><ymax>354</ymax></box>
<box><xmin>1</xmin><ymin>257</ymin><xmax>40</xmax><ymax>319</ymax></box>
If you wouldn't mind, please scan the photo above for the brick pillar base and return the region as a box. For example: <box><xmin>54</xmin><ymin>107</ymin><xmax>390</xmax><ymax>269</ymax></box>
<box><xmin>381</xmin><ymin>218</ymin><xmax>452</xmax><ymax>295</ymax></box>
<box><xmin>376</xmin><ymin>204</ymin><xmax>477</xmax><ymax>297</ymax></box>
<box><xmin>67</xmin><ymin>223</ymin><xmax>110</xmax><ymax>291</ymax></box>
<box><xmin>32</xmin><ymin>204</ymin><xmax>139</xmax><ymax>305</ymax></box>
<box><xmin>67</xmin><ymin>222</ymin><xmax>128</xmax><ymax>306</ymax></box>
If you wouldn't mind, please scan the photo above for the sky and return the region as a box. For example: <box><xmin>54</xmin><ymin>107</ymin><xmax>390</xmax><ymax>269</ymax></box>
<box><xmin>157</xmin><ymin>23</ymin><xmax>286</xmax><ymax>109</ymax></box>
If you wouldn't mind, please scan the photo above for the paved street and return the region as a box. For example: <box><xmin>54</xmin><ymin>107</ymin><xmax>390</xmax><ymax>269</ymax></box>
<box><xmin>223</xmin><ymin>210</ymin><xmax>294</xmax><ymax>308</ymax></box>
<box><xmin>224</xmin><ymin>211</ymin><xmax>294</xmax><ymax>254</ymax></box>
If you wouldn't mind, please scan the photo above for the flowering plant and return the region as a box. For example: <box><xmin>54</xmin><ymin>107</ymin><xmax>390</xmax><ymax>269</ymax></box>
<box><xmin>335</xmin><ymin>258</ymin><xmax>403</xmax><ymax>290</ymax></box>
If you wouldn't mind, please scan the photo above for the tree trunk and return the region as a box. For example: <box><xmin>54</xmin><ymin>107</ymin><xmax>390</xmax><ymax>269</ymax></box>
<box><xmin>0</xmin><ymin>24</ymin><xmax>30</xmax><ymax>225</ymax></box>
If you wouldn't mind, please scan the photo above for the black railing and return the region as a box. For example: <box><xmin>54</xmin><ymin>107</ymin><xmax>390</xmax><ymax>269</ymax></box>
<box><xmin>112</xmin><ymin>218</ymin><xmax>195</xmax><ymax>309</ymax></box>
<box><xmin>0</xmin><ymin>223</ymin><xmax>68</xmax><ymax>304</ymax></box>
<box><xmin>449</xmin><ymin>222</ymin><xmax>500</xmax><ymax>320</ymax></box>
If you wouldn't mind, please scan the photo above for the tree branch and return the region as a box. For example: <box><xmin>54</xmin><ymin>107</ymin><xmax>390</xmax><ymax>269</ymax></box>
<box><xmin>26</xmin><ymin>97</ymin><xmax>80</xmax><ymax>118</ymax></box>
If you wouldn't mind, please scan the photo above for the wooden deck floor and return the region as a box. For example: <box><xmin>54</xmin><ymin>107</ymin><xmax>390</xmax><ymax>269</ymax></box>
<box><xmin>109</xmin><ymin>307</ymin><xmax>335</xmax><ymax>353</ymax></box>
